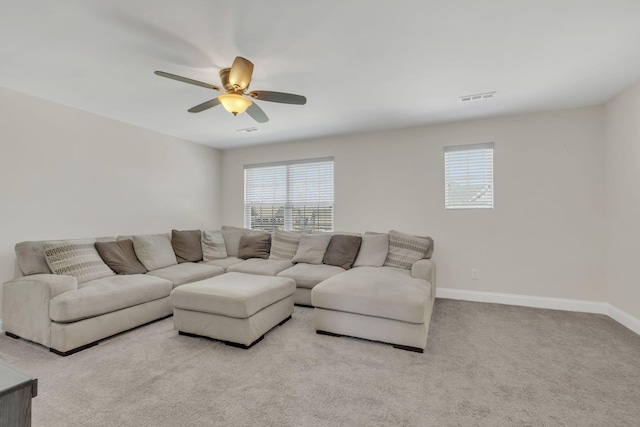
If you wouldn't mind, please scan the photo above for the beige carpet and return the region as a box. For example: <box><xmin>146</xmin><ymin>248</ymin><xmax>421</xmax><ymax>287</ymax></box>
<box><xmin>1</xmin><ymin>299</ymin><xmax>639</xmax><ymax>427</ymax></box>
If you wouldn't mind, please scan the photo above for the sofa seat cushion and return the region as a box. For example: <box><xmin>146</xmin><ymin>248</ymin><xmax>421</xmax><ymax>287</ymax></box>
<box><xmin>203</xmin><ymin>257</ymin><xmax>245</xmax><ymax>271</ymax></box>
<box><xmin>50</xmin><ymin>274</ymin><xmax>173</xmax><ymax>323</ymax></box>
<box><xmin>227</xmin><ymin>258</ymin><xmax>293</xmax><ymax>276</ymax></box>
<box><xmin>277</xmin><ymin>263</ymin><xmax>345</xmax><ymax>289</ymax></box>
<box><xmin>147</xmin><ymin>263</ymin><xmax>224</xmax><ymax>287</ymax></box>
<box><xmin>171</xmin><ymin>272</ymin><xmax>296</xmax><ymax>319</ymax></box>
<box><xmin>311</xmin><ymin>266</ymin><xmax>431</xmax><ymax>324</ymax></box>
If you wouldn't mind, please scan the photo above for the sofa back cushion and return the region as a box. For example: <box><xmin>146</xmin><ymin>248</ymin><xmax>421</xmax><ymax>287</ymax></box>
<box><xmin>171</xmin><ymin>229</ymin><xmax>203</xmax><ymax>263</ymax></box>
<box><xmin>202</xmin><ymin>230</ymin><xmax>228</xmax><ymax>261</ymax></box>
<box><xmin>132</xmin><ymin>233</ymin><xmax>177</xmax><ymax>271</ymax></box>
<box><xmin>353</xmin><ymin>233</ymin><xmax>389</xmax><ymax>267</ymax></box>
<box><xmin>323</xmin><ymin>234</ymin><xmax>362</xmax><ymax>270</ymax></box>
<box><xmin>384</xmin><ymin>230</ymin><xmax>432</xmax><ymax>270</ymax></box>
<box><xmin>237</xmin><ymin>234</ymin><xmax>272</xmax><ymax>259</ymax></box>
<box><xmin>221</xmin><ymin>225</ymin><xmax>268</xmax><ymax>257</ymax></box>
<box><xmin>269</xmin><ymin>229</ymin><xmax>302</xmax><ymax>260</ymax></box>
<box><xmin>15</xmin><ymin>241</ymin><xmax>53</xmax><ymax>275</ymax></box>
<box><xmin>95</xmin><ymin>239</ymin><xmax>147</xmax><ymax>275</ymax></box>
<box><xmin>291</xmin><ymin>233</ymin><xmax>332</xmax><ymax>264</ymax></box>
<box><xmin>43</xmin><ymin>240</ymin><xmax>115</xmax><ymax>284</ymax></box>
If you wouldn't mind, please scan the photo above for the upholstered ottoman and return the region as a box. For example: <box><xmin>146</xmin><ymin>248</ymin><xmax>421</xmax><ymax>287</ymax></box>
<box><xmin>170</xmin><ymin>272</ymin><xmax>295</xmax><ymax>349</ymax></box>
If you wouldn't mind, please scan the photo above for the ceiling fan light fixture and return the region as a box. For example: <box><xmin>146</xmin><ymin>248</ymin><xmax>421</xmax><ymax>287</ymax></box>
<box><xmin>218</xmin><ymin>93</ymin><xmax>252</xmax><ymax>116</ymax></box>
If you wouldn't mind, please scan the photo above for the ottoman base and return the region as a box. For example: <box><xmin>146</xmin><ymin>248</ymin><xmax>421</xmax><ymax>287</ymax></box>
<box><xmin>174</xmin><ymin>295</ymin><xmax>294</xmax><ymax>348</ymax></box>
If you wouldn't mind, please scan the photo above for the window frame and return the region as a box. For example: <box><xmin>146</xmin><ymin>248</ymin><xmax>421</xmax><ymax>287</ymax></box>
<box><xmin>444</xmin><ymin>142</ymin><xmax>494</xmax><ymax>210</ymax></box>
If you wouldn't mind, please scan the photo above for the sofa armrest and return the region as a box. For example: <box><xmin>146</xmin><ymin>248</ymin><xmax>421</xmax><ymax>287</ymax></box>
<box><xmin>411</xmin><ymin>259</ymin><xmax>436</xmax><ymax>300</ymax></box>
<box><xmin>2</xmin><ymin>274</ymin><xmax>77</xmax><ymax>347</ymax></box>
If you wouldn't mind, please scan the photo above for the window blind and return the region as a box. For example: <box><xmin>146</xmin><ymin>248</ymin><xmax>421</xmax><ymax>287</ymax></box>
<box><xmin>444</xmin><ymin>143</ymin><xmax>494</xmax><ymax>209</ymax></box>
<box><xmin>244</xmin><ymin>157</ymin><xmax>334</xmax><ymax>231</ymax></box>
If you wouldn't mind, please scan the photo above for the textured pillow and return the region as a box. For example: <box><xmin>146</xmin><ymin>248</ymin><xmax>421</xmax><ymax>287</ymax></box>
<box><xmin>171</xmin><ymin>229</ymin><xmax>203</xmax><ymax>263</ymax></box>
<box><xmin>43</xmin><ymin>240</ymin><xmax>115</xmax><ymax>284</ymax></box>
<box><xmin>353</xmin><ymin>233</ymin><xmax>389</xmax><ymax>267</ymax></box>
<box><xmin>322</xmin><ymin>235</ymin><xmax>362</xmax><ymax>270</ymax></box>
<box><xmin>291</xmin><ymin>234</ymin><xmax>332</xmax><ymax>264</ymax></box>
<box><xmin>132</xmin><ymin>233</ymin><xmax>177</xmax><ymax>271</ymax></box>
<box><xmin>221</xmin><ymin>225</ymin><xmax>267</xmax><ymax>257</ymax></box>
<box><xmin>95</xmin><ymin>239</ymin><xmax>147</xmax><ymax>275</ymax></box>
<box><xmin>384</xmin><ymin>230</ymin><xmax>431</xmax><ymax>270</ymax></box>
<box><xmin>270</xmin><ymin>229</ymin><xmax>302</xmax><ymax>260</ymax></box>
<box><xmin>237</xmin><ymin>234</ymin><xmax>272</xmax><ymax>260</ymax></box>
<box><xmin>202</xmin><ymin>230</ymin><xmax>227</xmax><ymax>261</ymax></box>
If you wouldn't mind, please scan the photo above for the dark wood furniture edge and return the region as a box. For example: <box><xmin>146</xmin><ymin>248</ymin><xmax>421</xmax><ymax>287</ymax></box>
<box><xmin>316</xmin><ymin>329</ymin><xmax>424</xmax><ymax>353</ymax></box>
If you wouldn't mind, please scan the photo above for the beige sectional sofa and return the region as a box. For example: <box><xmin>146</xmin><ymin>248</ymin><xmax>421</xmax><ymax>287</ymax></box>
<box><xmin>3</xmin><ymin>226</ymin><xmax>436</xmax><ymax>355</ymax></box>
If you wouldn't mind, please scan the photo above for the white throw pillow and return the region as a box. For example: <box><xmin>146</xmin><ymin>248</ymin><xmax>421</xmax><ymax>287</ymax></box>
<box><xmin>43</xmin><ymin>239</ymin><xmax>115</xmax><ymax>284</ymax></box>
<box><xmin>353</xmin><ymin>233</ymin><xmax>389</xmax><ymax>267</ymax></box>
<box><xmin>270</xmin><ymin>229</ymin><xmax>302</xmax><ymax>260</ymax></box>
<box><xmin>291</xmin><ymin>233</ymin><xmax>332</xmax><ymax>264</ymax></box>
<box><xmin>132</xmin><ymin>233</ymin><xmax>177</xmax><ymax>271</ymax></box>
<box><xmin>202</xmin><ymin>230</ymin><xmax>227</xmax><ymax>261</ymax></box>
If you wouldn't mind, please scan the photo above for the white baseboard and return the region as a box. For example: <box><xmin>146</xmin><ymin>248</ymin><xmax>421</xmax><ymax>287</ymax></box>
<box><xmin>436</xmin><ymin>288</ymin><xmax>640</xmax><ymax>336</ymax></box>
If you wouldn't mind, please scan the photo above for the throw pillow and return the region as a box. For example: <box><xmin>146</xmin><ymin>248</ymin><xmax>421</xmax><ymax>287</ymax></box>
<box><xmin>171</xmin><ymin>229</ymin><xmax>203</xmax><ymax>263</ymax></box>
<box><xmin>237</xmin><ymin>234</ymin><xmax>272</xmax><ymax>259</ymax></box>
<box><xmin>270</xmin><ymin>229</ymin><xmax>302</xmax><ymax>260</ymax></box>
<box><xmin>221</xmin><ymin>225</ymin><xmax>267</xmax><ymax>257</ymax></box>
<box><xmin>202</xmin><ymin>230</ymin><xmax>228</xmax><ymax>261</ymax></box>
<box><xmin>322</xmin><ymin>234</ymin><xmax>362</xmax><ymax>270</ymax></box>
<box><xmin>15</xmin><ymin>241</ymin><xmax>53</xmax><ymax>275</ymax></box>
<box><xmin>384</xmin><ymin>230</ymin><xmax>431</xmax><ymax>270</ymax></box>
<box><xmin>291</xmin><ymin>233</ymin><xmax>332</xmax><ymax>264</ymax></box>
<box><xmin>132</xmin><ymin>233</ymin><xmax>177</xmax><ymax>271</ymax></box>
<box><xmin>95</xmin><ymin>239</ymin><xmax>147</xmax><ymax>275</ymax></box>
<box><xmin>353</xmin><ymin>233</ymin><xmax>389</xmax><ymax>267</ymax></box>
<box><xmin>43</xmin><ymin>240</ymin><xmax>115</xmax><ymax>284</ymax></box>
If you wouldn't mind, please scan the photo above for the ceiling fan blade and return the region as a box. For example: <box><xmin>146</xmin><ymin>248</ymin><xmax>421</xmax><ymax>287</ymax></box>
<box><xmin>228</xmin><ymin>57</ymin><xmax>254</xmax><ymax>91</ymax></box>
<box><xmin>188</xmin><ymin>98</ymin><xmax>221</xmax><ymax>113</ymax></box>
<box><xmin>248</xmin><ymin>90</ymin><xmax>307</xmax><ymax>105</ymax></box>
<box><xmin>246</xmin><ymin>102</ymin><xmax>269</xmax><ymax>123</ymax></box>
<box><xmin>155</xmin><ymin>71</ymin><xmax>223</xmax><ymax>91</ymax></box>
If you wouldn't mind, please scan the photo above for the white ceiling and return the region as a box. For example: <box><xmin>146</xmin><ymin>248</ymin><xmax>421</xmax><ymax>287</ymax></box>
<box><xmin>1</xmin><ymin>0</ymin><xmax>640</xmax><ymax>149</ymax></box>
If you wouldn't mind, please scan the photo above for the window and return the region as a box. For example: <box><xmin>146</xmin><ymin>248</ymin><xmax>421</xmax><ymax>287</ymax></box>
<box><xmin>244</xmin><ymin>157</ymin><xmax>334</xmax><ymax>232</ymax></box>
<box><xmin>444</xmin><ymin>143</ymin><xmax>494</xmax><ymax>209</ymax></box>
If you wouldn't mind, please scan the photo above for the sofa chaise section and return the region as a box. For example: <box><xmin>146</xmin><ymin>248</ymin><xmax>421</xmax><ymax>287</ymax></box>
<box><xmin>146</xmin><ymin>263</ymin><xmax>224</xmax><ymax>287</ymax></box>
<box><xmin>277</xmin><ymin>263</ymin><xmax>346</xmax><ymax>306</ymax></box>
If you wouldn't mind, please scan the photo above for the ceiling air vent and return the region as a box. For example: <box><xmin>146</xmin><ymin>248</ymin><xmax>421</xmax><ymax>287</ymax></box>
<box><xmin>236</xmin><ymin>127</ymin><xmax>259</xmax><ymax>133</ymax></box>
<box><xmin>460</xmin><ymin>91</ymin><xmax>496</xmax><ymax>102</ymax></box>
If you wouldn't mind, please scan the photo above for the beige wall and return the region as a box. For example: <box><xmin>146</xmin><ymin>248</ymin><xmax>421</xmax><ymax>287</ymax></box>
<box><xmin>0</xmin><ymin>87</ymin><xmax>222</xmax><ymax>319</ymax></box>
<box><xmin>223</xmin><ymin>107</ymin><xmax>606</xmax><ymax>302</ymax></box>
<box><xmin>604</xmin><ymin>81</ymin><xmax>640</xmax><ymax>320</ymax></box>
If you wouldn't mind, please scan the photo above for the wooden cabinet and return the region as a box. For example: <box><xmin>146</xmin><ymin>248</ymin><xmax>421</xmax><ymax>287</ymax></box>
<box><xmin>0</xmin><ymin>362</ymin><xmax>37</xmax><ymax>427</ymax></box>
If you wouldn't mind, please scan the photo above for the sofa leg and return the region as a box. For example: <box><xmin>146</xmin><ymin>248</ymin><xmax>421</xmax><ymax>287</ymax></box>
<box><xmin>278</xmin><ymin>315</ymin><xmax>292</xmax><ymax>326</ymax></box>
<box><xmin>392</xmin><ymin>344</ymin><xmax>424</xmax><ymax>354</ymax></box>
<box><xmin>50</xmin><ymin>341</ymin><xmax>98</xmax><ymax>357</ymax></box>
<box><xmin>5</xmin><ymin>331</ymin><xmax>20</xmax><ymax>339</ymax></box>
<box><xmin>316</xmin><ymin>330</ymin><xmax>342</xmax><ymax>337</ymax></box>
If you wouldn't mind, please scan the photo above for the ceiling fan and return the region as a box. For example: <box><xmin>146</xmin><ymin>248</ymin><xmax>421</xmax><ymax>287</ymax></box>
<box><xmin>154</xmin><ymin>56</ymin><xmax>306</xmax><ymax>123</ymax></box>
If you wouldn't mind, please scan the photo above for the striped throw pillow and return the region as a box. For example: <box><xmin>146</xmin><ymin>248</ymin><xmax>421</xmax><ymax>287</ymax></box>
<box><xmin>383</xmin><ymin>230</ymin><xmax>431</xmax><ymax>270</ymax></box>
<box><xmin>44</xmin><ymin>240</ymin><xmax>115</xmax><ymax>283</ymax></box>
<box><xmin>270</xmin><ymin>229</ymin><xmax>302</xmax><ymax>260</ymax></box>
<box><xmin>202</xmin><ymin>230</ymin><xmax>228</xmax><ymax>261</ymax></box>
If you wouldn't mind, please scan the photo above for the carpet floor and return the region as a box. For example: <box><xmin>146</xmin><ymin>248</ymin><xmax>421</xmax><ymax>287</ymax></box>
<box><xmin>1</xmin><ymin>299</ymin><xmax>639</xmax><ymax>427</ymax></box>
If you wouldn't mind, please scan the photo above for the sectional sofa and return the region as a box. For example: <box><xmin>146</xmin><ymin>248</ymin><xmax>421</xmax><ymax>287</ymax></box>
<box><xmin>3</xmin><ymin>225</ymin><xmax>435</xmax><ymax>355</ymax></box>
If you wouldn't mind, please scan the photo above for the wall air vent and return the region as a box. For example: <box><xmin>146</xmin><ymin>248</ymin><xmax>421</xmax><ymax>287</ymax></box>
<box><xmin>236</xmin><ymin>127</ymin><xmax>259</xmax><ymax>133</ymax></box>
<box><xmin>460</xmin><ymin>91</ymin><xmax>496</xmax><ymax>102</ymax></box>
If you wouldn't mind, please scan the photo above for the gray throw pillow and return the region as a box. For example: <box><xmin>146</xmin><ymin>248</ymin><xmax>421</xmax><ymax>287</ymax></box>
<box><xmin>323</xmin><ymin>235</ymin><xmax>362</xmax><ymax>270</ymax></box>
<box><xmin>15</xmin><ymin>241</ymin><xmax>53</xmax><ymax>275</ymax></box>
<box><xmin>237</xmin><ymin>234</ymin><xmax>272</xmax><ymax>259</ymax></box>
<box><xmin>384</xmin><ymin>230</ymin><xmax>431</xmax><ymax>270</ymax></box>
<box><xmin>291</xmin><ymin>234</ymin><xmax>332</xmax><ymax>264</ymax></box>
<box><xmin>171</xmin><ymin>229</ymin><xmax>203</xmax><ymax>263</ymax></box>
<box><xmin>132</xmin><ymin>233</ymin><xmax>177</xmax><ymax>271</ymax></box>
<box><xmin>43</xmin><ymin>240</ymin><xmax>115</xmax><ymax>284</ymax></box>
<box><xmin>202</xmin><ymin>230</ymin><xmax>227</xmax><ymax>261</ymax></box>
<box><xmin>95</xmin><ymin>239</ymin><xmax>147</xmax><ymax>275</ymax></box>
<box><xmin>353</xmin><ymin>233</ymin><xmax>389</xmax><ymax>267</ymax></box>
<box><xmin>221</xmin><ymin>225</ymin><xmax>267</xmax><ymax>257</ymax></box>
<box><xmin>270</xmin><ymin>229</ymin><xmax>302</xmax><ymax>260</ymax></box>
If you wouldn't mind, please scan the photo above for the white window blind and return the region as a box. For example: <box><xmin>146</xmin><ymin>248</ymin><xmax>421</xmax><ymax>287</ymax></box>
<box><xmin>244</xmin><ymin>157</ymin><xmax>334</xmax><ymax>232</ymax></box>
<box><xmin>444</xmin><ymin>143</ymin><xmax>494</xmax><ymax>209</ymax></box>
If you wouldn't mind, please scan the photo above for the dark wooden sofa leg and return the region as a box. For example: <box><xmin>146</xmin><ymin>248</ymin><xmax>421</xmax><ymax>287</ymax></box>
<box><xmin>316</xmin><ymin>330</ymin><xmax>342</xmax><ymax>337</ymax></box>
<box><xmin>49</xmin><ymin>341</ymin><xmax>98</xmax><ymax>357</ymax></box>
<box><xmin>5</xmin><ymin>331</ymin><xmax>20</xmax><ymax>339</ymax></box>
<box><xmin>392</xmin><ymin>344</ymin><xmax>424</xmax><ymax>353</ymax></box>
